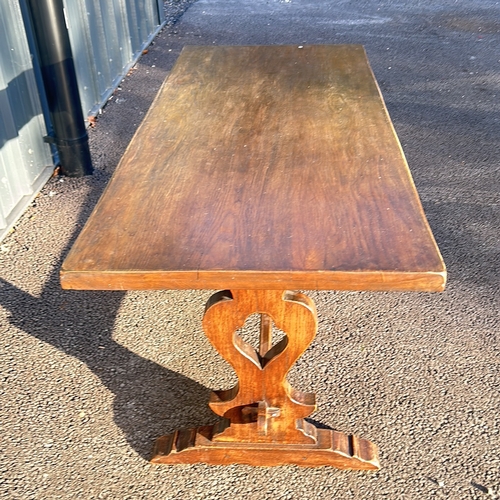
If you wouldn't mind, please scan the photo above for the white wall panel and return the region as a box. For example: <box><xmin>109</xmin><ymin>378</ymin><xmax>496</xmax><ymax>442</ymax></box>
<box><xmin>0</xmin><ymin>0</ymin><xmax>165</xmax><ymax>240</ymax></box>
<box><xmin>65</xmin><ymin>0</ymin><xmax>165</xmax><ymax>118</ymax></box>
<box><xmin>0</xmin><ymin>0</ymin><xmax>53</xmax><ymax>238</ymax></box>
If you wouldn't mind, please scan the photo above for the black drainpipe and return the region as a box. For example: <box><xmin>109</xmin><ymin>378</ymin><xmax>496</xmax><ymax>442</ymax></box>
<box><xmin>25</xmin><ymin>0</ymin><xmax>93</xmax><ymax>176</ymax></box>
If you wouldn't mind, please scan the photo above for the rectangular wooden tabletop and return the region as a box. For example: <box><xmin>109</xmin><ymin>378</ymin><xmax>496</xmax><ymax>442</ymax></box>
<box><xmin>61</xmin><ymin>45</ymin><xmax>446</xmax><ymax>292</ymax></box>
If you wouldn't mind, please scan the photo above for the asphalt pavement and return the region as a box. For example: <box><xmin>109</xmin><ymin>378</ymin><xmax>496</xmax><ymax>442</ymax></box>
<box><xmin>1</xmin><ymin>0</ymin><xmax>499</xmax><ymax>498</ymax></box>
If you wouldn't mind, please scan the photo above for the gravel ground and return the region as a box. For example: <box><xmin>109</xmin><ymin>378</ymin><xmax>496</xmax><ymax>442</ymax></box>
<box><xmin>1</xmin><ymin>0</ymin><xmax>500</xmax><ymax>498</ymax></box>
<box><xmin>164</xmin><ymin>0</ymin><xmax>199</xmax><ymax>26</ymax></box>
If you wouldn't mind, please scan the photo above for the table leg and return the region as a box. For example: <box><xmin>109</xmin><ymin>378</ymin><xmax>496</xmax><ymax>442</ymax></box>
<box><xmin>152</xmin><ymin>289</ymin><xmax>380</xmax><ymax>469</ymax></box>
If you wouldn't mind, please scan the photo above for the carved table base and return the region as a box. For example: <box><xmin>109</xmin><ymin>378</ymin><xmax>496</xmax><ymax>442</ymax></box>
<box><xmin>151</xmin><ymin>290</ymin><xmax>380</xmax><ymax>469</ymax></box>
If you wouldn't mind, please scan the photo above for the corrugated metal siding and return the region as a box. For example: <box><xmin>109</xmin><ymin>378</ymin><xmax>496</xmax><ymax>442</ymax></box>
<box><xmin>0</xmin><ymin>0</ymin><xmax>54</xmax><ymax>239</ymax></box>
<box><xmin>64</xmin><ymin>0</ymin><xmax>165</xmax><ymax>117</ymax></box>
<box><xmin>1</xmin><ymin>0</ymin><xmax>165</xmax><ymax>241</ymax></box>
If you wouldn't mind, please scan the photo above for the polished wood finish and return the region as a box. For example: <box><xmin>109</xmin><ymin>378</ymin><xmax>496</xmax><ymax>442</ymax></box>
<box><xmin>60</xmin><ymin>45</ymin><xmax>445</xmax><ymax>292</ymax></box>
<box><xmin>204</xmin><ymin>290</ymin><xmax>318</xmax><ymax>445</ymax></box>
<box><xmin>151</xmin><ymin>289</ymin><xmax>379</xmax><ymax>469</ymax></box>
<box><xmin>152</xmin><ymin>427</ymin><xmax>379</xmax><ymax>469</ymax></box>
<box><xmin>259</xmin><ymin>314</ymin><xmax>272</xmax><ymax>358</ymax></box>
<box><xmin>61</xmin><ymin>45</ymin><xmax>446</xmax><ymax>469</ymax></box>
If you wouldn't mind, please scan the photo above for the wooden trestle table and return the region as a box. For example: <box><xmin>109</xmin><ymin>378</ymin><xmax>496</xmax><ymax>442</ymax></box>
<box><xmin>61</xmin><ymin>45</ymin><xmax>446</xmax><ymax>469</ymax></box>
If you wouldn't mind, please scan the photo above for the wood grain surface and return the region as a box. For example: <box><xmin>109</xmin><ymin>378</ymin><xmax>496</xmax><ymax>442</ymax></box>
<box><xmin>151</xmin><ymin>288</ymin><xmax>380</xmax><ymax>469</ymax></box>
<box><xmin>61</xmin><ymin>45</ymin><xmax>446</xmax><ymax>291</ymax></box>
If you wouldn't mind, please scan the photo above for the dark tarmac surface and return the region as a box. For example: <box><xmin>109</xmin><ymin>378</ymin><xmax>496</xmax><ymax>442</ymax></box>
<box><xmin>1</xmin><ymin>0</ymin><xmax>499</xmax><ymax>498</ymax></box>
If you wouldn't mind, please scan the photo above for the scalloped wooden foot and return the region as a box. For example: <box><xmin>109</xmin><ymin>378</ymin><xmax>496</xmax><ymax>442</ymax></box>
<box><xmin>151</xmin><ymin>423</ymin><xmax>379</xmax><ymax>469</ymax></box>
<box><xmin>152</xmin><ymin>290</ymin><xmax>380</xmax><ymax>469</ymax></box>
